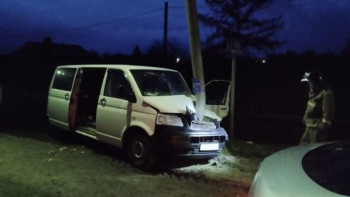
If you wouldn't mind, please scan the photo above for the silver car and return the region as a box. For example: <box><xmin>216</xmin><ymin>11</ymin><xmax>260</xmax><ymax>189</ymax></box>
<box><xmin>250</xmin><ymin>141</ymin><xmax>350</xmax><ymax>197</ymax></box>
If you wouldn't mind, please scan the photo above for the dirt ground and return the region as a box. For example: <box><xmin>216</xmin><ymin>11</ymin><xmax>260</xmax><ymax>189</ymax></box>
<box><xmin>0</xmin><ymin>125</ymin><xmax>291</xmax><ymax>197</ymax></box>
<box><xmin>0</xmin><ymin>124</ymin><xmax>290</xmax><ymax>197</ymax></box>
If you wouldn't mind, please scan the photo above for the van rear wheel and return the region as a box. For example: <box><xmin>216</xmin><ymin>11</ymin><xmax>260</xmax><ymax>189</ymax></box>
<box><xmin>125</xmin><ymin>133</ymin><xmax>156</xmax><ymax>170</ymax></box>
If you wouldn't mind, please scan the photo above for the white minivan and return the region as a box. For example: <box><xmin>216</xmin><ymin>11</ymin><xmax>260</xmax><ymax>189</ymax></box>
<box><xmin>47</xmin><ymin>64</ymin><xmax>228</xmax><ymax>168</ymax></box>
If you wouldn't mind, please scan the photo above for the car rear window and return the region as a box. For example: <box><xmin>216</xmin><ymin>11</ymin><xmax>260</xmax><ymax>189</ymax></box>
<box><xmin>302</xmin><ymin>141</ymin><xmax>350</xmax><ymax>196</ymax></box>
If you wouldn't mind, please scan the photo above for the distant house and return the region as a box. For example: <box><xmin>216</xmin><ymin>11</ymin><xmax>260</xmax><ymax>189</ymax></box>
<box><xmin>7</xmin><ymin>37</ymin><xmax>101</xmax><ymax>87</ymax></box>
<box><xmin>10</xmin><ymin>37</ymin><xmax>100</xmax><ymax>68</ymax></box>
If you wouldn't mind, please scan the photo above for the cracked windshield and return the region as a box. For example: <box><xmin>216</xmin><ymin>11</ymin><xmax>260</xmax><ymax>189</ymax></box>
<box><xmin>131</xmin><ymin>70</ymin><xmax>191</xmax><ymax>96</ymax></box>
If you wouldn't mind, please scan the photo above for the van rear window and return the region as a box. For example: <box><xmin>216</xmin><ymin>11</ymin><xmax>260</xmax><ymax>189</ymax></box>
<box><xmin>52</xmin><ymin>68</ymin><xmax>77</xmax><ymax>91</ymax></box>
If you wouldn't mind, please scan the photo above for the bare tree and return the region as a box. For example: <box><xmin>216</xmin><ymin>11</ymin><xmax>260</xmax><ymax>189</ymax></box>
<box><xmin>199</xmin><ymin>0</ymin><xmax>284</xmax><ymax>54</ymax></box>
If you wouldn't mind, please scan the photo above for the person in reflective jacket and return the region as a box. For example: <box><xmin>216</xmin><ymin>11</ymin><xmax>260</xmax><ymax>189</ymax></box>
<box><xmin>300</xmin><ymin>71</ymin><xmax>335</xmax><ymax>144</ymax></box>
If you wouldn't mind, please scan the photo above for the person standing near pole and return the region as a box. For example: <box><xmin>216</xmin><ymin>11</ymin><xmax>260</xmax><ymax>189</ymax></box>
<box><xmin>300</xmin><ymin>71</ymin><xmax>335</xmax><ymax>144</ymax></box>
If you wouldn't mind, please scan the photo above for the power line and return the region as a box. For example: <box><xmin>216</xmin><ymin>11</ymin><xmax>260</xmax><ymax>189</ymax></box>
<box><xmin>169</xmin><ymin>5</ymin><xmax>208</xmax><ymax>9</ymax></box>
<box><xmin>6</xmin><ymin>7</ymin><xmax>163</xmax><ymax>39</ymax></box>
<box><xmin>4</xmin><ymin>5</ymin><xmax>211</xmax><ymax>40</ymax></box>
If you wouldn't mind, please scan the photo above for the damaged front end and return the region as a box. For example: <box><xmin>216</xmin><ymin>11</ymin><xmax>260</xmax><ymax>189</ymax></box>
<box><xmin>154</xmin><ymin>106</ymin><xmax>228</xmax><ymax>159</ymax></box>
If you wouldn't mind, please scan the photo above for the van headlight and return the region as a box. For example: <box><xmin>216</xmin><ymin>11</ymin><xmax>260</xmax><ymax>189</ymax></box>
<box><xmin>156</xmin><ymin>114</ymin><xmax>184</xmax><ymax>127</ymax></box>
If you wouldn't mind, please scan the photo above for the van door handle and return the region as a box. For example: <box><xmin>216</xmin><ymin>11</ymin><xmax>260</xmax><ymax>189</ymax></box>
<box><xmin>64</xmin><ymin>93</ymin><xmax>69</xmax><ymax>100</ymax></box>
<box><xmin>100</xmin><ymin>98</ymin><xmax>106</xmax><ymax>106</ymax></box>
<box><xmin>221</xmin><ymin>107</ymin><xmax>227</xmax><ymax>110</ymax></box>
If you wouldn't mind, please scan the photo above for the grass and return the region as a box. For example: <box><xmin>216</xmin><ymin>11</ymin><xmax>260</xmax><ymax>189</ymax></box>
<box><xmin>0</xmin><ymin>131</ymin><xmax>251</xmax><ymax>197</ymax></box>
<box><xmin>224</xmin><ymin>139</ymin><xmax>291</xmax><ymax>158</ymax></box>
<box><xmin>174</xmin><ymin>139</ymin><xmax>290</xmax><ymax>189</ymax></box>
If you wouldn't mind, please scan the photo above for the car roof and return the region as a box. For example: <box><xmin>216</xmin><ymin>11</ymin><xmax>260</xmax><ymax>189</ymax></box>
<box><xmin>56</xmin><ymin>64</ymin><xmax>177</xmax><ymax>72</ymax></box>
<box><xmin>250</xmin><ymin>142</ymin><xmax>340</xmax><ymax>197</ymax></box>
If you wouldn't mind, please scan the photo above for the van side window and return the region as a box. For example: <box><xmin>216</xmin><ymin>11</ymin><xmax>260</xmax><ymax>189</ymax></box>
<box><xmin>52</xmin><ymin>68</ymin><xmax>77</xmax><ymax>91</ymax></box>
<box><xmin>104</xmin><ymin>69</ymin><xmax>133</xmax><ymax>100</ymax></box>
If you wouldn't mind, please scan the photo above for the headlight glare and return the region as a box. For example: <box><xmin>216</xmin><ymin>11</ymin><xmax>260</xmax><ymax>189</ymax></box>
<box><xmin>157</xmin><ymin>114</ymin><xmax>184</xmax><ymax>127</ymax></box>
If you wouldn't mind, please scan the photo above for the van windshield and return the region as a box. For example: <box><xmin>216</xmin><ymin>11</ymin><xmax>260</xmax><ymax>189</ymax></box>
<box><xmin>131</xmin><ymin>70</ymin><xmax>192</xmax><ymax>96</ymax></box>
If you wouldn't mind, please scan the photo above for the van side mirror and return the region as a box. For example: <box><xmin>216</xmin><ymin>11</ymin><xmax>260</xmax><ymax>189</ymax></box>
<box><xmin>119</xmin><ymin>85</ymin><xmax>137</xmax><ymax>103</ymax></box>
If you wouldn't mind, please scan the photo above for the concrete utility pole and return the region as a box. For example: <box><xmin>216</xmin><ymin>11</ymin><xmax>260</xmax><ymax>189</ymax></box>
<box><xmin>185</xmin><ymin>0</ymin><xmax>206</xmax><ymax>121</ymax></box>
<box><xmin>163</xmin><ymin>2</ymin><xmax>168</xmax><ymax>66</ymax></box>
<box><xmin>228</xmin><ymin>40</ymin><xmax>241</xmax><ymax>139</ymax></box>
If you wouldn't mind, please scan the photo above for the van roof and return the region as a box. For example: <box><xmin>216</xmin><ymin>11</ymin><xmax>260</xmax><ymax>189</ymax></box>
<box><xmin>57</xmin><ymin>64</ymin><xmax>177</xmax><ymax>72</ymax></box>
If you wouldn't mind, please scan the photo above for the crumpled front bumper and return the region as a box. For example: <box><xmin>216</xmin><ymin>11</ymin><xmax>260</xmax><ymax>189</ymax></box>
<box><xmin>153</xmin><ymin>125</ymin><xmax>228</xmax><ymax>159</ymax></box>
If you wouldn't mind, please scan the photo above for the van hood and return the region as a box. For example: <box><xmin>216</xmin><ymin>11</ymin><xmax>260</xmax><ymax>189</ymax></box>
<box><xmin>142</xmin><ymin>95</ymin><xmax>195</xmax><ymax>114</ymax></box>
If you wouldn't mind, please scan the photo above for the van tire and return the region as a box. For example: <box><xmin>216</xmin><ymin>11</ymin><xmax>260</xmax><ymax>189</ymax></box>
<box><xmin>125</xmin><ymin>132</ymin><xmax>156</xmax><ymax>170</ymax></box>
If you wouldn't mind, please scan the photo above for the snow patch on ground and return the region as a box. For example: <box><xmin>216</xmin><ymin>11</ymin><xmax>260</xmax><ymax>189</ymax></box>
<box><xmin>173</xmin><ymin>154</ymin><xmax>255</xmax><ymax>190</ymax></box>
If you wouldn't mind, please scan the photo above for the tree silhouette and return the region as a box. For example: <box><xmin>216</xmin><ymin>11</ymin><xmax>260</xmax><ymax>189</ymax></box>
<box><xmin>199</xmin><ymin>0</ymin><xmax>284</xmax><ymax>54</ymax></box>
<box><xmin>146</xmin><ymin>39</ymin><xmax>188</xmax><ymax>67</ymax></box>
<box><xmin>132</xmin><ymin>45</ymin><xmax>142</xmax><ymax>58</ymax></box>
<box><xmin>131</xmin><ymin>45</ymin><xmax>143</xmax><ymax>65</ymax></box>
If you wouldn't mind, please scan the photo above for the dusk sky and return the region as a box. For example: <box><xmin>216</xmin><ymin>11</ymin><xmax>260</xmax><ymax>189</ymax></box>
<box><xmin>1</xmin><ymin>0</ymin><xmax>350</xmax><ymax>55</ymax></box>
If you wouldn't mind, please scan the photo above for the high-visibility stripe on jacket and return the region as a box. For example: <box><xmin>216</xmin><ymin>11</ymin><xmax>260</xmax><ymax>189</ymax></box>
<box><xmin>303</xmin><ymin>88</ymin><xmax>335</xmax><ymax>128</ymax></box>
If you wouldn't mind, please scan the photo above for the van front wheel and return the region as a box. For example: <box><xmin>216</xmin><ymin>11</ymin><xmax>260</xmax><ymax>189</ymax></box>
<box><xmin>125</xmin><ymin>133</ymin><xmax>156</xmax><ymax>170</ymax></box>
